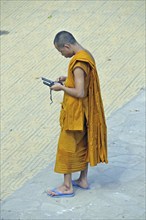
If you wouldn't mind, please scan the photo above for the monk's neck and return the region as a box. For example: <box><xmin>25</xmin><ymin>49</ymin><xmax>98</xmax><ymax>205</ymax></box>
<box><xmin>73</xmin><ymin>43</ymin><xmax>85</xmax><ymax>54</ymax></box>
<box><xmin>73</xmin><ymin>44</ymin><xmax>95</xmax><ymax>62</ymax></box>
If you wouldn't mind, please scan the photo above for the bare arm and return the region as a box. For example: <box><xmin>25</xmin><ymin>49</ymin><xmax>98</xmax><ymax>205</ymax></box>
<box><xmin>51</xmin><ymin>67</ymin><xmax>85</xmax><ymax>98</ymax></box>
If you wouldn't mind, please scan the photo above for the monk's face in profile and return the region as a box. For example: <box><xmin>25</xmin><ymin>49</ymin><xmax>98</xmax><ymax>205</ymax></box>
<box><xmin>55</xmin><ymin>44</ymin><xmax>74</xmax><ymax>58</ymax></box>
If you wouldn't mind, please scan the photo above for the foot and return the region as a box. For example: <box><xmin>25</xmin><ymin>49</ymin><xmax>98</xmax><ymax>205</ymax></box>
<box><xmin>47</xmin><ymin>184</ymin><xmax>74</xmax><ymax>197</ymax></box>
<box><xmin>72</xmin><ymin>179</ymin><xmax>89</xmax><ymax>189</ymax></box>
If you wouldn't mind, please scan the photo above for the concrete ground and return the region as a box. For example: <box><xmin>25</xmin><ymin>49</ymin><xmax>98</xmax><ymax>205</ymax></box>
<box><xmin>1</xmin><ymin>89</ymin><xmax>145</xmax><ymax>219</ymax></box>
<box><xmin>0</xmin><ymin>0</ymin><xmax>145</xmax><ymax>219</ymax></box>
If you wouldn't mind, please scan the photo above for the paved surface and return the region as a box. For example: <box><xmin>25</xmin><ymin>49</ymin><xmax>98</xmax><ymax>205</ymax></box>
<box><xmin>1</xmin><ymin>89</ymin><xmax>145</xmax><ymax>219</ymax></box>
<box><xmin>0</xmin><ymin>0</ymin><xmax>145</xmax><ymax>217</ymax></box>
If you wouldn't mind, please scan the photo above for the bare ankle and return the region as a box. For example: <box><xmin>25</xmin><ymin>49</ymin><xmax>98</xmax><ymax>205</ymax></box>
<box><xmin>64</xmin><ymin>183</ymin><xmax>72</xmax><ymax>190</ymax></box>
<box><xmin>79</xmin><ymin>176</ymin><xmax>88</xmax><ymax>182</ymax></box>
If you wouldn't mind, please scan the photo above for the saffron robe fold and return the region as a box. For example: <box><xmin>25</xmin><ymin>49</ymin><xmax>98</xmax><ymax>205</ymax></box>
<box><xmin>54</xmin><ymin>50</ymin><xmax>108</xmax><ymax>174</ymax></box>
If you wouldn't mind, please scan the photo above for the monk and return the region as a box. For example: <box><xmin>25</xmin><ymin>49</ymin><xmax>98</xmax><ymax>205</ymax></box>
<box><xmin>47</xmin><ymin>31</ymin><xmax>108</xmax><ymax>197</ymax></box>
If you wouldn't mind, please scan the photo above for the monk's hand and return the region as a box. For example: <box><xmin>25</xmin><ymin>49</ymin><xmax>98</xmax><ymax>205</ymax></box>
<box><xmin>56</xmin><ymin>76</ymin><xmax>66</xmax><ymax>82</ymax></box>
<box><xmin>51</xmin><ymin>83</ymin><xmax>64</xmax><ymax>91</ymax></box>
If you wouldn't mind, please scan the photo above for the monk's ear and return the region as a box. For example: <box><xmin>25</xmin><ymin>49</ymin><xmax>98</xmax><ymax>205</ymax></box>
<box><xmin>64</xmin><ymin>43</ymin><xmax>71</xmax><ymax>49</ymax></box>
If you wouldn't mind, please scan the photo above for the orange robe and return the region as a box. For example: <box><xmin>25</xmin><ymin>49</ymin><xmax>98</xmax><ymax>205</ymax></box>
<box><xmin>54</xmin><ymin>50</ymin><xmax>108</xmax><ymax>174</ymax></box>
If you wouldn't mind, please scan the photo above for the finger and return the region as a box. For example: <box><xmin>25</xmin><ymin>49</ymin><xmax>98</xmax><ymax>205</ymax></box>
<box><xmin>59</xmin><ymin>76</ymin><xmax>64</xmax><ymax>81</ymax></box>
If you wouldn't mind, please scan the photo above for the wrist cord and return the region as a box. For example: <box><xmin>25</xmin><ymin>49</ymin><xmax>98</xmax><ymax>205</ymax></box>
<box><xmin>50</xmin><ymin>89</ymin><xmax>53</xmax><ymax>104</ymax></box>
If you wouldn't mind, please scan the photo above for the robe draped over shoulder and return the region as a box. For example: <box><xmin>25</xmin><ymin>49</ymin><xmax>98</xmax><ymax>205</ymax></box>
<box><xmin>54</xmin><ymin>50</ymin><xmax>108</xmax><ymax>174</ymax></box>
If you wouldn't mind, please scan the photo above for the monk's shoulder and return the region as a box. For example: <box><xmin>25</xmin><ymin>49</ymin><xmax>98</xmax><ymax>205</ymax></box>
<box><xmin>73</xmin><ymin>61</ymin><xmax>90</xmax><ymax>75</ymax></box>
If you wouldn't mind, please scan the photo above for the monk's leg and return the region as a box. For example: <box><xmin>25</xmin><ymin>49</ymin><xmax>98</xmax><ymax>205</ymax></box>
<box><xmin>64</xmin><ymin>173</ymin><xmax>73</xmax><ymax>190</ymax></box>
<box><xmin>80</xmin><ymin>163</ymin><xmax>88</xmax><ymax>181</ymax></box>
<box><xmin>47</xmin><ymin>173</ymin><xmax>74</xmax><ymax>196</ymax></box>
<box><xmin>73</xmin><ymin>163</ymin><xmax>89</xmax><ymax>189</ymax></box>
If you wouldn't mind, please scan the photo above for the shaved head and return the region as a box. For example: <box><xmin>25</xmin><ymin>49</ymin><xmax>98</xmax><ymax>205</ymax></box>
<box><xmin>54</xmin><ymin>31</ymin><xmax>77</xmax><ymax>48</ymax></box>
